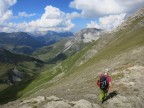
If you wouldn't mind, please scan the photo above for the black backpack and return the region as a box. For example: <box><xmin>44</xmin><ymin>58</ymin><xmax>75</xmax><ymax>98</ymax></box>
<box><xmin>100</xmin><ymin>75</ymin><xmax>109</xmax><ymax>90</ymax></box>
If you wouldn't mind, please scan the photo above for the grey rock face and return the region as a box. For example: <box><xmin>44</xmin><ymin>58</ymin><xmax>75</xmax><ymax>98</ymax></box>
<box><xmin>1</xmin><ymin>96</ymin><xmax>100</xmax><ymax>108</ymax></box>
<box><xmin>63</xmin><ymin>28</ymin><xmax>103</xmax><ymax>56</ymax></box>
<box><xmin>44</xmin><ymin>101</ymin><xmax>72</xmax><ymax>108</ymax></box>
<box><xmin>115</xmin><ymin>7</ymin><xmax>144</xmax><ymax>31</ymax></box>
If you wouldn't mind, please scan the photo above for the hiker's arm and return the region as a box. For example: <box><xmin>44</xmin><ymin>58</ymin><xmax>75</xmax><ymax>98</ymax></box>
<box><xmin>108</xmin><ymin>82</ymin><xmax>112</xmax><ymax>93</ymax></box>
<box><xmin>96</xmin><ymin>80</ymin><xmax>100</xmax><ymax>87</ymax></box>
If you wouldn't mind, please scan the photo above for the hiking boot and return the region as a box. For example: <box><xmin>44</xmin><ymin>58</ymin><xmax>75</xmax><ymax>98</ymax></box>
<box><xmin>101</xmin><ymin>97</ymin><xmax>105</xmax><ymax>104</ymax></box>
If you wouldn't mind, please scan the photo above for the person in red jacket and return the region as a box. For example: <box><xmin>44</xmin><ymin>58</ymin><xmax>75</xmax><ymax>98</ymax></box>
<box><xmin>96</xmin><ymin>69</ymin><xmax>112</xmax><ymax>103</ymax></box>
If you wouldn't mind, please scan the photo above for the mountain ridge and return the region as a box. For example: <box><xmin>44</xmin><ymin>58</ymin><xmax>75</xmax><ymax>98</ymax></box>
<box><xmin>0</xmin><ymin>31</ymin><xmax>74</xmax><ymax>55</ymax></box>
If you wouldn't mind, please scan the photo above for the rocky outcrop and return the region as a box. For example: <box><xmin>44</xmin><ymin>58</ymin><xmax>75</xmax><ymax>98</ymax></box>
<box><xmin>1</xmin><ymin>96</ymin><xmax>100</xmax><ymax>108</ymax></box>
<box><xmin>63</xmin><ymin>28</ymin><xmax>103</xmax><ymax>55</ymax></box>
<box><xmin>103</xmin><ymin>65</ymin><xmax>144</xmax><ymax>108</ymax></box>
<box><xmin>115</xmin><ymin>8</ymin><xmax>144</xmax><ymax>31</ymax></box>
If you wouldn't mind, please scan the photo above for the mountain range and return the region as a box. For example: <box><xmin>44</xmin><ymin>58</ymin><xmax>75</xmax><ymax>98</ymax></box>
<box><xmin>0</xmin><ymin>31</ymin><xmax>74</xmax><ymax>54</ymax></box>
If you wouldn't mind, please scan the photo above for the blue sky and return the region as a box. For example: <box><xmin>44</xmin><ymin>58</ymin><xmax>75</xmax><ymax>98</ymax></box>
<box><xmin>0</xmin><ymin>0</ymin><xmax>144</xmax><ymax>34</ymax></box>
<box><xmin>10</xmin><ymin>0</ymin><xmax>93</xmax><ymax>32</ymax></box>
<box><xmin>12</xmin><ymin>0</ymin><xmax>75</xmax><ymax>16</ymax></box>
<box><xmin>11</xmin><ymin>0</ymin><xmax>72</xmax><ymax>22</ymax></box>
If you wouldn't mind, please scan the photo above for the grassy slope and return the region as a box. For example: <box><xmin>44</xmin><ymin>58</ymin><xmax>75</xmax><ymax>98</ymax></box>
<box><xmin>0</xmin><ymin>39</ymin><xmax>70</xmax><ymax>103</ymax></box>
<box><xmin>0</xmin><ymin>63</ymin><xmax>14</xmax><ymax>78</ymax></box>
<box><xmin>57</xmin><ymin>16</ymin><xmax>144</xmax><ymax>79</ymax></box>
<box><xmin>78</xmin><ymin>16</ymin><xmax>144</xmax><ymax>69</ymax></box>
<box><xmin>0</xmin><ymin>49</ymin><xmax>45</xmax><ymax>104</ymax></box>
<box><xmin>0</xmin><ymin>44</ymin><xmax>92</xmax><ymax>101</ymax></box>
<box><xmin>32</xmin><ymin>39</ymin><xmax>68</xmax><ymax>61</ymax></box>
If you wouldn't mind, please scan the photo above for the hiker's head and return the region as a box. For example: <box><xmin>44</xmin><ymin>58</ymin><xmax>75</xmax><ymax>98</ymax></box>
<box><xmin>104</xmin><ymin>69</ymin><xmax>110</xmax><ymax>75</ymax></box>
<box><xmin>104</xmin><ymin>72</ymin><xmax>108</xmax><ymax>75</ymax></box>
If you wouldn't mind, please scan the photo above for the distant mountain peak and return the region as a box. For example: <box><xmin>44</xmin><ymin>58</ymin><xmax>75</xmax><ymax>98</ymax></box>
<box><xmin>63</xmin><ymin>28</ymin><xmax>104</xmax><ymax>54</ymax></box>
<box><xmin>44</xmin><ymin>31</ymin><xmax>74</xmax><ymax>37</ymax></box>
<box><xmin>80</xmin><ymin>28</ymin><xmax>102</xmax><ymax>32</ymax></box>
<box><xmin>75</xmin><ymin>28</ymin><xmax>103</xmax><ymax>43</ymax></box>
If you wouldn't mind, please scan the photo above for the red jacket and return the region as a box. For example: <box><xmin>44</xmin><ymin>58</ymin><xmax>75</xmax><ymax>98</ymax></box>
<box><xmin>96</xmin><ymin>74</ymin><xmax>112</xmax><ymax>88</ymax></box>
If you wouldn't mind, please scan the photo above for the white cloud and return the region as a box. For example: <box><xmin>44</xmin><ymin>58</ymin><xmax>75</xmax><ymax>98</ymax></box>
<box><xmin>66</xmin><ymin>12</ymin><xmax>80</xmax><ymax>19</ymax></box>
<box><xmin>86</xmin><ymin>13</ymin><xmax>126</xmax><ymax>31</ymax></box>
<box><xmin>18</xmin><ymin>12</ymin><xmax>36</xmax><ymax>17</ymax></box>
<box><xmin>28</xmin><ymin>5</ymin><xmax>75</xmax><ymax>33</ymax></box>
<box><xmin>86</xmin><ymin>21</ymin><xmax>100</xmax><ymax>29</ymax></box>
<box><xmin>70</xmin><ymin>0</ymin><xmax>144</xmax><ymax>17</ymax></box>
<box><xmin>0</xmin><ymin>5</ymin><xmax>75</xmax><ymax>34</ymax></box>
<box><xmin>0</xmin><ymin>0</ymin><xmax>17</xmax><ymax>23</ymax></box>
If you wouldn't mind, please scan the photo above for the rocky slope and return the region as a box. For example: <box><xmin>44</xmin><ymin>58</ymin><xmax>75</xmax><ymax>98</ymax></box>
<box><xmin>28</xmin><ymin>8</ymin><xmax>144</xmax><ymax>108</ymax></box>
<box><xmin>63</xmin><ymin>28</ymin><xmax>103</xmax><ymax>56</ymax></box>
<box><xmin>1</xmin><ymin>96</ymin><xmax>100</xmax><ymax>108</ymax></box>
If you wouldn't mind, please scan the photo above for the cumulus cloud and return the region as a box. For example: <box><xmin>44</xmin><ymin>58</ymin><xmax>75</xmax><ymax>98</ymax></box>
<box><xmin>70</xmin><ymin>0</ymin><xmax>144</xmax><ymax>17</ymax></box>
<box><xmin>0</xmin><ymin>0</ymin><xmax>17</xmax><ymax>23</ymax></box>
<box><xmin>28</xmin><ymin>5</ymin><xmax>75</xmax><ymax>33</ymax></box>
<box><xmin>18</xmin><ymin>12</ymin><xmax>36</xmax><ymax>17</ymax></box>
<box><xmin>0</xmin><ymin>5</ymin><xmax>75</xmax><ymax>34</ymax></box>
<box><xmin>66</xmin><ymin>12</ymin><xmax>80</xmax><ymax>19</ymax></box>
<box><xmin>86</xmin><ymin>13</ymin><xmax>126</xmax><ymax>31</ymax></box>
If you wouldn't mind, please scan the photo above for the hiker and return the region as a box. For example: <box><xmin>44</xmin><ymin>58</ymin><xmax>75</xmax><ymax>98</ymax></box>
<box><xmin>96</xmin><ymin>69</ymin><xmax>112</xmax><ymax>103</ymax></box>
